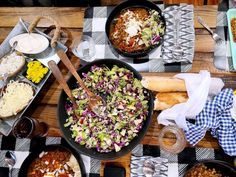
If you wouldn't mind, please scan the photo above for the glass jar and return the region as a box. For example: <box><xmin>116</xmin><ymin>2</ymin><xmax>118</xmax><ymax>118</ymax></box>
<box><xmin>158</xmin><ymin>125</ymin><xmax>186</xmax><ymax>154</ymax></box>
<box><xmin>72</xmin><ymin>35</ymin><xmax>96</xmax><ymax>62</ymax></box>
<box><xmin>12</xmin><ymin>116</ymin><xmax>48</xmax><ymax>138</ymax></box>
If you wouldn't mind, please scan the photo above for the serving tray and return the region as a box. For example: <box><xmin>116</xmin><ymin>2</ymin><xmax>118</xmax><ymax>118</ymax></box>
<box><xmin>0</xmin><ymin>18</ymin><xmax>67</xmax><ymax>136</ymax></box>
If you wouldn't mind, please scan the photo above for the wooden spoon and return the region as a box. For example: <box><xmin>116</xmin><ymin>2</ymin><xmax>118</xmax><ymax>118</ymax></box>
<box><xmin>57</xmin><ymin>50</ymin><xmax>105</xmax><ymax>115</ymax></box>
<box><xmin>48</xmin><ymin>60</ymin><xmax>79</xmax><ymax>119</ymax></box>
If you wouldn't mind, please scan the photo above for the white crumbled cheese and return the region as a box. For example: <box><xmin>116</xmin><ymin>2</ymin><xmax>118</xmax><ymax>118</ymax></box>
<box><xmin>40</xmin><ymin>169</ymin><xmax>45</xmax><ymax>173</ymax></box>
<box><xmin>45</xmin><ymin>161</ymin><xmax>49</xmax><ymax>165</ymax></box>
<box><xmin>64</xmin><ymin>164</ymin><xmax>68</xmax><ymax>170</ymax></box>
<box><xmin>114</xmin><ymin>143</ymin><xmax>121</xmax><ymax>152</ymax></box>
<box><xmin>66</xmin><ymin>155</ymin><xmax>82</xmax><ymax>177</ymax></box>
<box><xmin>138</xmin><ymin>39</ymin><xmax>144</xmax><ymax>45</ymax></box>
<box><xmin>0</xmin><ymin>81</ymin><xmax>34</xmax><ymax>118</ymax></box>
<box><xmin>125</xmin><ymin>18</ymin><xmax>142</xmax><ymax>37</ymax></box>
<box><xmin>39</xmin><ymin>151</ymin><xmax>45</xmax><ymax>158</ymax></box>
<box><xmin>112</xmin><ymin>31</ymin><xmax>118</xmax><ymax>39</ymax></box>
<box><xmin>43</xmin><ymin>172</ymin><xmax>54</xmax><ymax>177</ymax></box>
<box><xmin>0</xmin><ymin>52</ymin><xmax>25</xmax><ymax>76</ymax></box>
<box><xmin>126</xmin><ymin>36</ymin><xmax>131</xmax><ymax>45</ymax></box>
<box><xmin>121</xmin><ymin>10</ymin><xmax>143</xmax><ymax>44</ymax></box>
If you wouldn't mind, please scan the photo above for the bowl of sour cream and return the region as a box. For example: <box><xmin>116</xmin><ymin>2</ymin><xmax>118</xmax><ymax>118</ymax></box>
<box><xmin>9</xmin><ymin>33</ymin><xmax>49</xmax><ymax>54</ymax></box>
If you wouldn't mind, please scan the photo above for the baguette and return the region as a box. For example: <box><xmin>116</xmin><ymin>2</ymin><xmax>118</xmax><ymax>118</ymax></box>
<box><xmin>154</xmin><ymin>92</ymin><xmax>188</xmax><ymax>110</ymax></box>
<box><xmin>141</xmin><ymin>76</ymin><xmax>186</xmax><ymax>92</ymax></box>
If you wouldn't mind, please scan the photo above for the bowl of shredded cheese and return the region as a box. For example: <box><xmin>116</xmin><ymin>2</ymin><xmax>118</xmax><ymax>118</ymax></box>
<box><xmin>0</xmin><ymin>80</ymin><xmax>34</xmax><ymax>118</ymax></box>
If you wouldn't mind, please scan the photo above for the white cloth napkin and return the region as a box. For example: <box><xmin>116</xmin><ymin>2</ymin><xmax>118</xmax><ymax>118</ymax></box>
<box><xmin>157</xmin><ymin>70</ymin><xmax>224</xmax><ymax>130</ymax></box>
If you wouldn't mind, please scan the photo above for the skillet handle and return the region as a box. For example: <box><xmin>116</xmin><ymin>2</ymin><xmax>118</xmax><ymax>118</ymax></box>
<box><xmin>28</xmin><ymin>16</ymin><xmax>61</xmax><ymax>48</ymax></box>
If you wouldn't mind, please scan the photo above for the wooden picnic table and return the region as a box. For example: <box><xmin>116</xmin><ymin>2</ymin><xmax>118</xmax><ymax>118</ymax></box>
<box><xmin>0</xmin><ymin>4</ymin><xmax>235</xmax><ymax>177</ymax></box>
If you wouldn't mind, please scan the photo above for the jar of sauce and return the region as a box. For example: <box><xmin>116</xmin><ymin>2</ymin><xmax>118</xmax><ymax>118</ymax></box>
<box><xmin>12</xmin><ymin>116</ymin><xmax>48</xmax><ymax>138</ymax></box>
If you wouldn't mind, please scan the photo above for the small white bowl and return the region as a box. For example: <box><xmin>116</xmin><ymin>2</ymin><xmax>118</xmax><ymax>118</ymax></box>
<box><xmin>9</xmin><ymin>33</ymin><xmax>49</xmax><ymax>54</ymax></box>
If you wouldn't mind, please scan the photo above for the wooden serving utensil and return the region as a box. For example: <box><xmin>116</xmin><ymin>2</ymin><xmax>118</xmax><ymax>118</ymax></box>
<box><xmin>57</xmin><ymin>50</ymin><xmax>105</xmax><ymax>115</ymax></box>
<box><xmin>48</xmin><ymin>60</ymin><xmax>79</xmax><ymax>119</ymax></box>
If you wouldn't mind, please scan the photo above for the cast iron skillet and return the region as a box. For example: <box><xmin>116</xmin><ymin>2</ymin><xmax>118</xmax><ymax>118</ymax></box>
<box><xmin>184</xmin><ymin>160</ymin><xmax>236</xmax><ymax>177</ymax></box>
<box><xmin>18</xmin><ymin>144</ymin><xmax>86</xmax><ymax>177</ymax></box>
<box><xmin>58</xmin><ymin>59</ymin><xmax>154</xmax><ymax>160</ymax></box>
<box><xmin>105</xmin><ymin>0</ymin><xmax>166</xmax><ymax>58</ymax></box>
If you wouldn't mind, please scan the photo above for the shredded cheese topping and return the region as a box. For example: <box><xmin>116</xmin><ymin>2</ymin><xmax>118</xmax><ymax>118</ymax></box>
<box><xmin>0</xmin><ymin>81</ymin><xmax>34</xmax><ymax>118</ymax></box>
<box><xmin>120</xmin><ymin>10</ymin><xmax>144</xmax><ymax>44</ymax></box>
<box><xmin>66</xmin><ymin>155</ymin><xmax>82</xmax><ymax>177</ymax></box>
<box><xmin>0</xmin><ymin>52</ymin><xmax>25</xmax><ymax>76</ymax></box>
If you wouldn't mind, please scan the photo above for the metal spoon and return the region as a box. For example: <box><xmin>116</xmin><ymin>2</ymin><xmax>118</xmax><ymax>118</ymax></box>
<box><xmin>143</xmin><ymin>159</ymin><xmax>155</xmax><ymax>177</ymax></box>
<box><xmin>5</xmin><ymin>151</ymin><xmax>16</xmax><ymax>177</ymax></box>
<box><xmin>10</xmin><ymin>41</ymin><xmax>18</xmax><ymax>53</ymax></box>
<box><xmin>0</xmin><ymin>73</ymin><xmax>8</xmax><ymax>97</ymax></box>
<box><xmin>3</xmin><ymin>41</ymin><xmax>18</xmax><ymax>58</ymax></box>
<box><xmin>143</xmin><ymin>158</ymin><xmax>168</xmax><ymax>177</ymax></box>
<box><xmin>19</xmin><ymin>18</ymin><xmax>30</xmax><ymax>34</ymax></box>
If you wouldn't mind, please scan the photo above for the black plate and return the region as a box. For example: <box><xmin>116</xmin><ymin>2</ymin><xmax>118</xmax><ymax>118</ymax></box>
<box><xmin>184</xmin><ymin>160</ymin><xmax>236</xmax><ymax>177</ymax></box>
<box><xmin>58</xmin><ymin>59</ymin><xmax>154</xmax><ymax>160</ymax></box>
<box><xmin>105</xmin><ymin>0</ymin><xmax>166</xmax><ymax>58</ymax></box>
<box><xmin>18</xmin><ymin>144</ymin><xmax>86</xmax><ymax>177</ymax></box>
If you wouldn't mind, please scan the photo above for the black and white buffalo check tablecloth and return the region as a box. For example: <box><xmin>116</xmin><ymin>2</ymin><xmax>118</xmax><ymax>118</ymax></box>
<box><xmin>214</xmin><ymin>0</ymin><xmax>236</xmax><ymax>71</ymax></box>
<box><xmin>82</xmin><ymin>3</ymin><xmax>194</xmax><ymax>72</ymax></box>
<box><xmin>0</xmin><ymin>136</ymin><xmax>234</xmax><ymax>177</ymax></box>
<box><xmin>0</xmin><ymin>136</ymin><xmax>100</xmax><ymax>177</ymax></box>
<box><xmin>131</xmin><ymin>144</ymin><xmax>235</xmax><ymax>177</ymax></box>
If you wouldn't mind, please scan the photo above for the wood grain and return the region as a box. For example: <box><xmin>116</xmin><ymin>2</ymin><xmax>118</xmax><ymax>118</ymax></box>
<box><xmin>100</xmin><ymin>0</ymin><xmax>219</xmax><ymax>6</ymax></box>
<box><xmin>0</xmin><ymin>5</ymin><xmax>233</xmax><ymax>177</ymax></box>
<box><xmin>164</xmin><ymin>0</ymin><xmax>219</xmax><ymax>5</ymax></box>
<box><xmin>0</xmin><ymin>7</ymin><xmax>85</xmax><ymax>28</ymax></box>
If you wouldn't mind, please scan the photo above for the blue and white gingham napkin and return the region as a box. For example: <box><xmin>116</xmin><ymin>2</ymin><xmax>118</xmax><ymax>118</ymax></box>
<box><xmin>185</xmin><ymin>88</ymin><xmax>236</xmax><ymax>156</ymax></box>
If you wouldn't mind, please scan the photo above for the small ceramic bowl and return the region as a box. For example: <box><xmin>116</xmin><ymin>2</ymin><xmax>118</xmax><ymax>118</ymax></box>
<box><xmin>9</xmin><ymin>33</ymin><xmax>49</xmax><ymax>54</ymax></box>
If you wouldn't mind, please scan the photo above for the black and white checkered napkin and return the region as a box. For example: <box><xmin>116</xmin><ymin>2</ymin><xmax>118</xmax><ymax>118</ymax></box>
<box><xmin>214</xmin><ymin>0</ymin><xmax>236</xmax><ymax>71</ymax></box>
<box><xmin>82</xmin><ymin>3</ymin><xmax>194</xmax><ymax>72</ymax></box>
<box><xmin>0</xmin><ymin>136</ymin><xmax>100</xmax><ymax>177</ymax></box>
<box><xmin>131</xmin><ymin>144</ymin><xmax>235</xmax><ymax>177</ymax></box>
